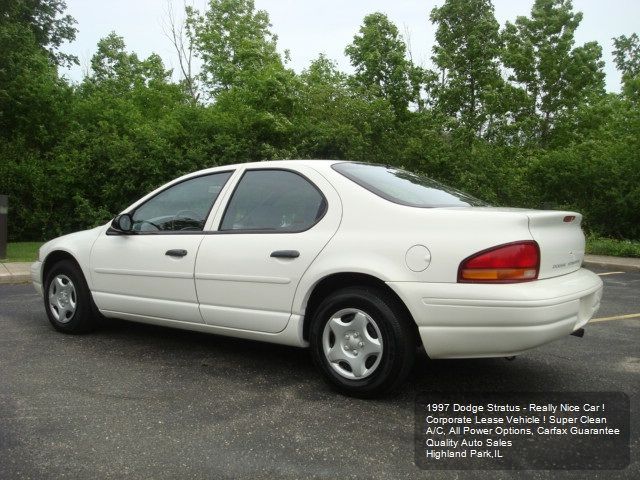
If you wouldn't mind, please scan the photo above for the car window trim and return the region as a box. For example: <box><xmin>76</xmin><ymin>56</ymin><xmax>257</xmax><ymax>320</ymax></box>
<box><xmin>217</xmin><ymin>167</ymin><xmax>328</xmax><ymax>234</ymax></box>
<box><xmin>106</xmin><ymin>170</ymin><xmax>235</xmax><ymax>236</ymax></box>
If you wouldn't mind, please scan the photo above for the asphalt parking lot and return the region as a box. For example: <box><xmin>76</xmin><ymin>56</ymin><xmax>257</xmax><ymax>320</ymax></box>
<box><xmin>1</xmin><ymin>266</ymin><xmax>638</xmax><ymax>480</ymax></box>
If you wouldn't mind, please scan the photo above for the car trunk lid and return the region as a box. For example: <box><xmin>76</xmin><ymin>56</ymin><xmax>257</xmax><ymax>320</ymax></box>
<box><xmin>525</xmin><ymin>210</ymin><xmax>585</xmax><ymax>279</ymax></box>
<box><xmin>442</xmin><ymin>207</ymin><xmax>586</xmax><ymax>280</ymax></box>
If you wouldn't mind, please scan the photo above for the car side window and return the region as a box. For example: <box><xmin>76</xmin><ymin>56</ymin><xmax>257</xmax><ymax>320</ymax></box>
<box><xmin>132</xmin><ymin>172</ymin><xmax>233</xmax><ymax>232</ymax></box>
<box><xmin>220</xmin><ymin>170</ymin><xmax>326</xmax><ymax>232</ymax></box>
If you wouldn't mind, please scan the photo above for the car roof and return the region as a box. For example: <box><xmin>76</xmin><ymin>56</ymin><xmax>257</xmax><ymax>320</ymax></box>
<box><xmin>184</xmin><ymin>159</ymin><xmax>344</xmax><ymax>178</ymax></box>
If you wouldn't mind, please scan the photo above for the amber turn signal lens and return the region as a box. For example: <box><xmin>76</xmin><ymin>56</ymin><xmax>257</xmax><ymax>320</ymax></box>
<box><xmin>459</xmin><ymin>268</ymin><xmax>538</xmax><ymax>281</ymax></box>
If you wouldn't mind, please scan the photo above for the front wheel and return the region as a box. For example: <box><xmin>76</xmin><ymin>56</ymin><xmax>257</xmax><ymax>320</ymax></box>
<box><xmin>44</xmin><ymin>259</ymin><xmax>98</xmax><ymax>334</ymax></box>
<box><xmin>309</xmin><ymin>287</ymin><xmax>416</xmax><ymax>397</ymax></box>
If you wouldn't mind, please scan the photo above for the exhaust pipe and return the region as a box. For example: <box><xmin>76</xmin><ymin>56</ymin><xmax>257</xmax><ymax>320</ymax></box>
<box><xmin>570</xmin><ymin>328</ymin><xmax>585</xmax><ymax>338</ymax></box>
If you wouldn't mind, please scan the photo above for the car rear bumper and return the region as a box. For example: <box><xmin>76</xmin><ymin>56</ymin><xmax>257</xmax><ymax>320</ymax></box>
<box><xmin>387</xmin><ymin>268</ymin><xmax>603</xmax><ymax>359</ymax></box>
<box><xmin>31</xmin><ymin>260</ymin><xmax>43</xmax><ymax>296</ymax></box>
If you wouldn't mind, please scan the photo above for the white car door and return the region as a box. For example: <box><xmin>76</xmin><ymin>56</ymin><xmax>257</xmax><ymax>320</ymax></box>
<box><xmin>195</xmin><ymin>166</ymin><xmax>342</xmax><ymax>333</ymax></box>
<box><xmin>90</xmin><ymin>170</ymin><xmax>234</xmax><ymax>323</ymax></box>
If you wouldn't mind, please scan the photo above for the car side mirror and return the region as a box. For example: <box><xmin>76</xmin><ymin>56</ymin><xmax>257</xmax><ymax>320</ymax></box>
<box><xmin>111</xmin><ymin>213</ymin><xmax>133</xmax><ymax>233</ymax></box>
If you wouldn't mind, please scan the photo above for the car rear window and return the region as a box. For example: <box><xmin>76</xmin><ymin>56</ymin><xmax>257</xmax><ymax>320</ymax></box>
<box><xmin>332</xmin><ymin>162</ymin><xmax>487</xmax><ymax>208</ymax></box>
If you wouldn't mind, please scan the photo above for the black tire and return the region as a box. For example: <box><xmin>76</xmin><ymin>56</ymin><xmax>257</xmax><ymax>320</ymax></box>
<box><xmin>43</xmin><ymin>259</ymin><xmax>98</xmax><ymax>334</ymax></box>
<box><xmin>309</xmin><ymin>286</ymin><xmax>416</xmax><ymax>398</ymax></box>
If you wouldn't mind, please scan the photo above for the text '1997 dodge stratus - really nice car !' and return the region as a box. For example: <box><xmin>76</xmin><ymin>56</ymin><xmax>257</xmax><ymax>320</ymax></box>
<box><xmin>32</xmin><ymin>160</ymin><xmax>603</xmax><ymax>397</ymax></box>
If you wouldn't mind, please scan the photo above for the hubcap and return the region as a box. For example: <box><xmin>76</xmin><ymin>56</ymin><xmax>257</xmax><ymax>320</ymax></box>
<box><xmin>48</xmin><ymin>274</ymin><xmax>77</xmax><ymax>323</ymax></box>
<box><xmin>322</xmin><ymin>308</ymin><xmax>383</xmax><ymax>379</ymax></box>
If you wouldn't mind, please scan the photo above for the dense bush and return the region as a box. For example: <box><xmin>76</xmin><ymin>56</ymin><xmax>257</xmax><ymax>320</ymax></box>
<box><xmin>1</xmin><ymin>0</ymin><xmax>639</xmax><ymax>241</ymax></box>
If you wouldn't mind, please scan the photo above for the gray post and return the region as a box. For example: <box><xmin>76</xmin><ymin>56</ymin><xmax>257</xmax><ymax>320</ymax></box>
<box><xmin>0</xmin><ymin>195</ymin><xmax>7</xmax><ymax>259</ymax></box>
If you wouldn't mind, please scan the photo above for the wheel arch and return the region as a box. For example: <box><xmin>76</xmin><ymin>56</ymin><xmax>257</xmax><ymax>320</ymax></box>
<box><xmin>42</xmin><ymin>250</ymin><xmax>82</xmax><ymax>285</ymax></box>
<box><xmin>301</xmin><ymin>272</ymin><xmax>418</xmax><ymax>342</ymax></box>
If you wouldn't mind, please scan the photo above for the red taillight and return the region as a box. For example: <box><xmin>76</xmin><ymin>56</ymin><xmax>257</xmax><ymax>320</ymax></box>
<box><xmin>458</xmin><ymin>241</ymin><xmax>540</xmax><ymax>283</ymax></box>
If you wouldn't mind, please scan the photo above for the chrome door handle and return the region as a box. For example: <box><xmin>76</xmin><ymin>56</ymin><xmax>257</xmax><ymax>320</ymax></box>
<box><xmin>270</xmin><ymin>250</ymin><xmax>300</xmax><ymax>259</ymax></box>
<box><xmin>166</xmin><ymin>249</ymin><xmax>188</xmax><ymax>257</ymax></box>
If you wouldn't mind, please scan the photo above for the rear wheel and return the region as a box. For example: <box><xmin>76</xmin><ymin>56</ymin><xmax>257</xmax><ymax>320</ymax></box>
<box><xmin>309</xmin><ymin>286</ymin><xmax>416</xmax><ymax>397</ymax></box>
<box><xmin>44</xmin><ymin>259</ymin><xmax>97</xmax><ymax>334</ymax></box>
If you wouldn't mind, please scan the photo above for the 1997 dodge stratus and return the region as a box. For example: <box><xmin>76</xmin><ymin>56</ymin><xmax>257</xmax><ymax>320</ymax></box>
<box><xmin>32</xmin><ymin>160</ymin><xmax>603</xmax><ymax>396</ymax></box>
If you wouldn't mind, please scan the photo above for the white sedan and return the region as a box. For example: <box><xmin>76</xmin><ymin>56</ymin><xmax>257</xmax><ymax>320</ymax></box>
<box><xmin>32</xmin><ymin>160</ymin><xmax>603</xmax><ymax>396</ymax></box>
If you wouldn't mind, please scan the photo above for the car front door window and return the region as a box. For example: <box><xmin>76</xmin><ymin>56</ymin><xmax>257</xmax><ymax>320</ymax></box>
<box><xmin>132</xmin><ymin>172</ymin><xmax>232</xmax><ymax>232</ymax></box>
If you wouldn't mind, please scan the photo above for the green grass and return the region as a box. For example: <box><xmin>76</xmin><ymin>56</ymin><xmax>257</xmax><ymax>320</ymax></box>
<box><xmin>1</xmin><ymin>242</ymin><xmax>43</xmax><ymax>262</ymax></box>
<box><xmin>586</xmin><ymin>236</ymin><xmax>640</xmax><ymax>258</ymax></box>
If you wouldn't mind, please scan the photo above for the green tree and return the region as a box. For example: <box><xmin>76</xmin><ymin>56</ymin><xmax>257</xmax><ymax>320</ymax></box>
<box><xmin>0</xmin><ymin>0</ymin><xmax>79</xmax><ymax>240</ymax></box>
<box><xmin>0</xmin><ymin>0</ymin><xmax>77</xmax><ymax>66</ymax></box>
<box><xmin>0</xmin><ymin>0</ymin><xmax>75</xmax><ymax>147</ymax></box>
<box><xmin>502</xmin><ymin>0</ymin><xmax>605</xmax><ymax>145</ymax></box>
<box><xmin>292</xmin><ymin>54</ymin><xmax>395</xmax><ymax>160</ymax></box>
<box><xmin>25</xmin><ymin>33</ymin><xmax>193</xmax><ymax>239</ymax></box>
<box><xmin>293</xmin><ymin>55</ymin><xmax>352</xmax><ymax>158</ymax></box>
<box><xmin>186</xmin><ymin>0</ymin><xmax>283</xmax><ymax>95</ymax></box>
<box><xmin>86</xmin><ymin>33</ymin><xmax>176</xmax><ymax>95</ymax></box>
<box><xmin>613</xmin><ymin>33</ymin><xmax>640</xmax><ymax>102</ymax></box>
<box><xmin>185</xmin><ymin>0</ymin><xmax>301</xmax><ymax>160</ymax></box>
<box><xmin>0</xmin><ymin>23</ymin><xmax>69</xmax><ymax>147</ymax></box>
<box><xmin>430</xmin><ymin>0</ymin><xmax>504</xmax><ymax>140</ymax></box>
<box><xmin>345</xmin><ymin>13</ymin><xmax>415</xmax><ymax>116</ymax></box>
<box><xmin>528</xmin><ymin>93</ymin><xmax>640</xmax><ymax>238</ymax></box>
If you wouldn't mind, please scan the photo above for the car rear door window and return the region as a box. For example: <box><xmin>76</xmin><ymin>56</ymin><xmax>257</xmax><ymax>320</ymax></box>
<box><xmin>132</xmin><ymin>172</ymin><xmax>232</xmax><ymax>232</ymax></box>
<box><xmin>220</xmin><ymin>170</ymin><xmax>326</xmax><ymax>232</ymax></box>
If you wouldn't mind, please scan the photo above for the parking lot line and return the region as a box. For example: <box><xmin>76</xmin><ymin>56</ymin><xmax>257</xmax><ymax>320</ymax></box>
<box><xmin>591</xmin><ymin>313</ymin><xmax>640</xmax><ymax>323</ymax></box>
<box><xmin>596</xmin><ymin>271</ymin><xmax>625</xmax><ymax>276</ymax></box>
